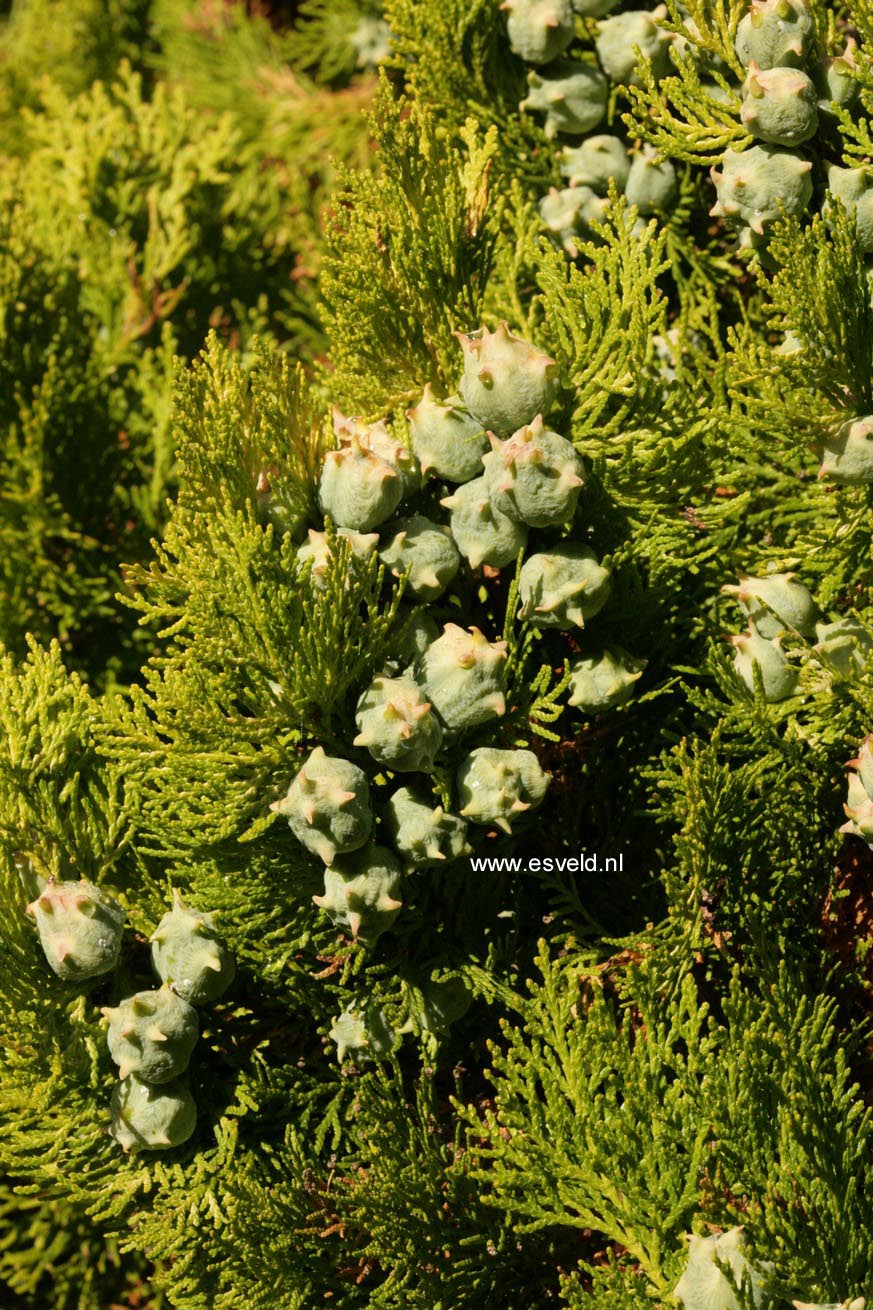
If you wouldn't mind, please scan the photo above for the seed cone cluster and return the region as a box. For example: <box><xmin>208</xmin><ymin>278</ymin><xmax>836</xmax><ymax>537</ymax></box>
<box><xmin>105</xmin><ymin>890</ymin><xmax>234</xmax><ymax>1153</ymax></box>
<box><xmin>723</xmin><ymin>571</ymin><xmax>873</xmax><ymax>704</ymax></box>
<box><xmin>270</xmin><ymin>327</ymin><xmax>646</xmax><ymax>960</ymax></box>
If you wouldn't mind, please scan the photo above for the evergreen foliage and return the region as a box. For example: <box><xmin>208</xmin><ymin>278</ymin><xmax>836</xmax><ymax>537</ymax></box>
<box><xmin>3</xmin><ymin>0</ymin><xmax>873</xmax><ymax>1306</ymax></box>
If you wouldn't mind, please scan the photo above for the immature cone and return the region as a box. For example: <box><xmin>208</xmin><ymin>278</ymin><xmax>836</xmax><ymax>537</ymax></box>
<box><xmin>331</xmin><ymin>414</ymin><xmax>420</xmax><ymax>501</ymax></box>
<box><xmin>103</xmin><ymin>983</ymin><xmax>199</xmax><ymax>1083</ymax></box>
<box><xmin>567</xmin><ymin>647</ymin><xmax>645</xmax><ymax>711</ymax></box>
<box><xmin>457</xmin><ymin>322</ymin><xmax>559</xmax><ymax>437</ymax></box>
<box><xmin>539</xmin><ymin>187</ymin><xmax>587</xmax><ymax>258</ymax></box>
<box><xmin>383</xmin><ymin>787</ymin><xmax>471</xmax><ymax>871</ymax></box>
<box><xmin>441</xmin><ymin>476</ymin><xmax>528</xmax><ymax>568</ymax></box>
<box><xmin>407</xmin><ymin>387</ymin><xmax>488</xmax><ymax>483</ymax></box>
<box><xmin>110</xmin><ymin>1074</ymin><xmax>197</xmax><ymax>1154</ymax></box>
<box><xmin>825</xmin><ymin>167</ymin><xmax>873</xmax><ymax>255</ymax></box>
<box><xmin>818</xmin><ymin>416</ymin><xmax>873</xmax><ymax>485</ymax></box>
<box><xmin>353</xmin><ymin>675</ymin><xmax>444</xmax><ymax>773</ymax></box>
<box><xmin>457</xmin><ymin>748</ymin><xmax>550</xmax><ymax>833</ymax></box>
<box><xmin>297</xmin><ymin>528</ymin><xmax>379</xmax><ymax>590</ymax></box>
<box><xmin>561</xmin><ymin>134</ymin><xmax>630</xmax><ymax>193</ymax></box>
<box><xmin>313</xmin><ymin>844</ymin><xmax>403</xmax><ymax>945</ymax></box>
<box><xmin>841</xmin><ymin>737</ymin><xmax>873</xmax><ymax>846</ymax></box>
<box><xmin>675</xmin><ymin>1227</ymin><xmax>773</xmax><ymax>1310</ymax></box>
<box><xmin>379</xmin><ymin>515</ymin><xmax>460</xmax><ymax>600</ymax></box>
<box><xmin>813</xmin><ymin>617</ymin><xmax>873</xmax><ymax>680</ymax></box>
<box><xmin>481</xmin><ymin>417</ymin><xmax>584</xmax><ymax>527</ymax></box>
<box><xmin>500</xmin><ymin>0</ymin><xmax>575</xmax><ymax>65</ymax></box>
<box><xmin>595</xmin><ymin>9</ymin><xmax>673</xmax><ymax>86</ymax></box>
<box><xmin>569</xmin><ymin>188</ymin><xmax>613</xmax><ymax>239</ymax></box>
<box><xmin>329</xmin><ymin>1006</ymin><xmax>398</xmax><ymax>1063</ymax></box>
<box><xmin>710</xmin><ymin>145</ymin><xmax>813</xmax><ymax>236</ymax></box>
<box><xmin>520</xmin><ymin>60</ymin><xmax>607</xmax><ymax>139</ymax></box>
<box><xmin>25</xmin><ymin>878</ymin><xmax>125</xmax><ymax>982</ymax></box>
<box><xmin>271</xmin><ymin>746</ymin><xmax>372</xmax><ymax>864</ymax></box>
<box><xmin>414</xmin><ymin>623</ymin><xmax>508</xmax><ymax>731</ymax></box>
<box><xmin>816</xmin><ymin>40</ymin><xmax>860</xmax><ymax>114</ymax></box>
<box><xmin>624</xmin><ymin>147</ymin><xmax>678</xmax><ymax>214</ymax></box>
<box><xmin>384</xmin><ymin>605</ymin><xmax>441</xmax><ymax>675</ymax></box>
<box><xmin>734</xmin><ymin>0</ymin><xmax>815</xmax><ymax>70</ymax></box>
<box><xmin>518</xmin><ymin>545</ymin><xmax>611</xmax><ymax>629</ymax></box>
<box><xmin>255</xmin><ymin>470</ymin><xmax>305</xmax><ymax>540</ymax></box>
<box><xmin>728</xmin><ymin>627</ymin><xmax>796</xmax><ymax>701</ymax></box>
<box><xmin>722</xmin><ymin>571</ymin><xmax>818</xmax><ymax>638</ymax></box>
<box><xmin>150</xmin><ymin>888</ymin><xmax>235</xmax><ymax>1004</ymax></box>
<box><xmin>740</xmin><ymin>64</ymin><xmax>818</xmax><ymax>147</ymax></box>
<box><xmin>318</xmin><ymin>434</ymin><xmax>402</xmax><ymax>532</ymax></box>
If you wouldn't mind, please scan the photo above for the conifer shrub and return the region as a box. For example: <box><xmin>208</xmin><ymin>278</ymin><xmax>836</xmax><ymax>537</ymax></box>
<box><xmin>2</xmin><ymin>0</ymin><xmax>873</xmax><ymax>1307</ymax></box>
<box><xmin>0</xmin><ymin>0</ymin><xmax>382</xmax><ymax>683</ymax></box>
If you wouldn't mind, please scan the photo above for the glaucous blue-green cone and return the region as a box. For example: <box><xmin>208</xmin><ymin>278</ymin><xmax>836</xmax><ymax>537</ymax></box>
<box><xmin>255</xmin><ymin>470</ymin><xmax>306</xmax><ymax>540</ymax></box>
<box><xmin>560</xmin><ymin>134</ymin><xmax>630</xmax><ymax>192</ymax></box>
<box><xmin>353</xmin><ymin>675</ymin><xmax>443</xmax><ymax>772</ymax></box>
<box><xmin>103</xmin><ymin>983</ymin><xmax>199</xmax><ymax>1083</ymax></box>
<box><xmin>271</xmin><ymin>746</ymin><xmax>372</xmax><ymax>864</ymax></box>
<box><xmin>458</xmin><ymin>748</ymin><xmax>550</xmax><ymax>833</ymax></box>
<box><xmin>674</xmin><ymin>1227</ymin><xmax>772</xmax><ymax>1310</ymax></box>
<box><xmin>313</xmin><ymin>844</ymin><xmax>403</xmax><ymax>945</ymax></box>
<box><xmin>441</xmin><ymin>476</ymin><xmax>528</xmax><ymax>568</ymax></box>
<box><xmin>379</xmin><ymin>516</ymin><xmax>460</xmax><ymax>601</ymax></box>
<box><xmin>840</xmin><ymin>736</ymin><xmax>873</xmax><ymax>845</ymax></box>
<box><xmin>734</xmin><ymin>0</ymin><xmax>815</xmax><ymax>70</ymax></box>
<box><xmin>407</xmin><ymin>387</ymin><xmax>489</xmax><ymax>483</ymax></box>
<box><xmin>521</xmin><ymin>60</ymin><xmax>607</xmax><ymax>139</ymax></box>
<box><xmin>740</xmin><ymin>65</ymin><xmax>818</xmax><ymax>146</ymax></box>
<box><xmin>329</xmin><ymin>1005</ymin><xmax>398</xmax><ymax>1063</ymax></box>
<box><xmin>825</xmin><ymin>166</ymin><xmax>873</xmax><ymax>254</ymax></box>
<box><xmin>541</xmin><ymin>188</ymin><xmax>612</xmax><ymax>250</ymax></box>
<box><xmin>149</xmin><ymin>889</ymin><xmax>235</xmax><ymax>1005</ymax></box>
<box><xmin>500</xmin><ymin>0</ymin><xmax>575</xmax><ymax>64</ymax></box>
<box><xmin>456</xmin><ymin>322</ymin><xmax>559</xmax><ymax>437</ymax></box>
<box><xmin>567</xmin><ymin>647</ymin><xmax>646</xmax><ymax>711</ymax></box>
<box><xmin>728</xmin><ymin>628</ymin><xmax>797</xmax><ymax>701</ymax></box>
<box><xmin>814</xmin><ymin>617</ymin><xmax>873</xmax><ymax>679</ymax></box>
<box><xmin>318</xmin><ymin>434</ymin><xmax>402</xmax><ymax>532</ymax></box>
<box><xmin>815</xmin><ymin>40</ymin><xmax>860</xmax><ymax>114</ymax></box>
<box><xmin>819</xmin><ymin>416</ymin><xmax>873</xmax><ymax>484</ymax></box>
<box><xmin>710</xmin><ymin>145</ymin><xmax>813</xmax><ymax>235</ymax></box>
<box><xmin>539</xmin><ymin>187</ymin><xmax>586</xmax><ymax>258</ymax></box>
<box><xmin>624</xmin><ymin>148</ymin><xmax>678</xmax><ymax>214</ymax></box>
<box><xmin>414</xmin><ymin>623</ymin><xmax>508</xmax><ymax>731</ymax></box>
<box><xmin>383</xmin><ymin>787</ymin><xmax>471</xmax><ymax>871</ymax></box>
<box><xmin>25</xmin><ymin>878</ymin><xmax>125</xmax><ymax>982</ymax></box>
<box><xmin>722</xmin><ymin>571</ymin><xmax>818</xmax><ymax>638</ymax></box>
<box><xmin>110</xmin><ymin>1075</ymin><xmax>197</xmax><ymax>1155</ymax></box>
<box><xmin>297</xmin><ymin>527</ymin><xmax>379</xmax><ymax>590</ymax></box>
<box><xmin>332</xmin><ymin>411</ymin><xmax>420</xmax><ymax>501</ymax></box>
<box><xmin>482</xmin><ymin>417</ymin><xmax>584</xmax><ymax>528</ymax></box>
<box><xmin>386</xmin><ymin>606</ymin><xmax>441</xmax><ymax>675</ymax></box>
<box><xmin>842</xmin><ymin>769</ymin><xmax>873</xmax><ymax>845</ymax></box>
<box><xmin>518</xmin><ymin>546</ymin><xmax>610</xmax><ymax>628</ymax></box>
<box><xmin>595</xmin><ymin>10</ymin><xmax>673</xmax><ymax>85</ymax></box>
<box><xmin>847</xmin><ymin>735</ymin><xmax>873</xmax><ymax>795</ymax></box>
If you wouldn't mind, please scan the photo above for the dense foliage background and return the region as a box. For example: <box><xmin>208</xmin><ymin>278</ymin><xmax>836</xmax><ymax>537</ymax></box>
<box><xmin>1</xmin><ymin>1</ymin><xmax>872</xmax><ymax>1307</ymax></box>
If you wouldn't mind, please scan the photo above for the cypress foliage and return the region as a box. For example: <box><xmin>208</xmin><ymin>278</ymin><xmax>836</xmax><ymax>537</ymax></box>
<box><xmin>2</xmin><ymin>0</ymin><xmax>873</xmax><ymax>1307</ymax></box>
